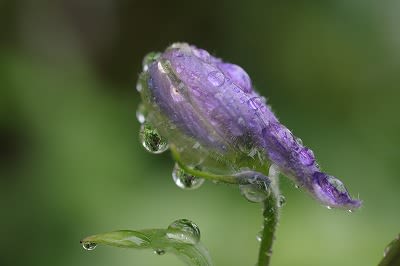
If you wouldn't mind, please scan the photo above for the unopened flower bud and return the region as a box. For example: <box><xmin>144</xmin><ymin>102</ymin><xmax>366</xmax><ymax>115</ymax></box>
<box><xmin>137</xmin><ymin>43</ymin><xmax>361</xmax><ymax>210</ymax></box>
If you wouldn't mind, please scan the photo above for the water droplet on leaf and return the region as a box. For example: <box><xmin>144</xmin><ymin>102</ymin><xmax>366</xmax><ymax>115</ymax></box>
<box><xmin>139</xmin><ymin>124</ymin><xmax>169</xmax><ymax>154</ymax></box>
<box><xmin>207</xmin><ymin>71</ymin><xmax>225</xmax><ymax>87</ymax></box>
<box><xmin>167</xmin><ymin>219</ymin><xmax>201</xmax><ymax>244</ymax></box>
<box><xmin>154</xmin><ymin>248</ymin><xmax>165</xmax><ymax>255</ymax></box>
<box><xmin>172</xmin><ymin>163</ymin><xmax>205</xmax><ymax>190</ymax></box>
<box><xmin>82</xmin><ymin>242</ymin><xmax>97</xmax><ymax>251</ymax></box>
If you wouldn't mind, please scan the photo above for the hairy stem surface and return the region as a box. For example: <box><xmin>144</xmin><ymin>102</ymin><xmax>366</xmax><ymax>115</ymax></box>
<box><xmin>257</xmin><ymin>165</ymin><xmax>280</xmax><ymax>266</ymax></box>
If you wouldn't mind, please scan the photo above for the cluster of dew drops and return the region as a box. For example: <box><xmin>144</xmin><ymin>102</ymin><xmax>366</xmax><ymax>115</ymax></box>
<box><xmin>136</xmin><ymin>103</ymin><xmax>206</xmax><ymax>191</ymax></box>
<box><xmin>136</xmin><ymin>101</ymin><xmax>286</xmax><ymax>204</ymax></box>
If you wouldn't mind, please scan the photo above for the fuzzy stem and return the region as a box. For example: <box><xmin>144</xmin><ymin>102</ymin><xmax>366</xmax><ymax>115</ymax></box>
<box><xmin>257</xmin><ymin>165</ymin><xmax>280</xmax><ymax>266</ymax></box>
<box><xmin>171</xmin><ymin>145</ymin><xmax>281</xmax><ymax>266</ymax></box>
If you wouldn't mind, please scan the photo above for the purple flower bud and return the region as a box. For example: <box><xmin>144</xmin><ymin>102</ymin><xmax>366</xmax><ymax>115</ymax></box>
<box><xmin>138</xmin><ymin>43</ymin><xmax>361</xmax><ymax>210</ymax></box>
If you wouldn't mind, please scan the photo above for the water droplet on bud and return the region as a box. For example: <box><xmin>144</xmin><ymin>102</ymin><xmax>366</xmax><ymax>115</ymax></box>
<box><xmin>207</xmin><ymin>71</ymin><xmax>225</xmax><ymax>87</ymax></box>
<box><xmin>172</xmin><ymin>163</ymin><xmax>205</xmax><ymax>190</ymax></box>
<box><xmin>82</xmin><ymin>242</ymin><xmax>97</xmax><ymax>251</ymax></box>
<box><xmin>136</xmin><ymin>104</ymin><xmax>147</xmax><ymax>124</ymax></box>
<box><xmin>139</xmin><ymin>124</ymin><xmax>169</xmax><ymax>154</ymax></box>
<box><xmin>142</xmin><ymin>52</ymin><xmax>160</xmax><ymax>71</ymax></box>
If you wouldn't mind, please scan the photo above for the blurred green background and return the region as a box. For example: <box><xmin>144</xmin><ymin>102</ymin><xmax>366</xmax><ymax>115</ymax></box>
<box><xmin>1</xmin><ymin>1</ymin><xmax>399</xmax><ymax>265</ymax></box>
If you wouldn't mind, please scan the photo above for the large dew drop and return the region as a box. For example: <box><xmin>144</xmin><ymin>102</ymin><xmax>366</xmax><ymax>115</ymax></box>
<box><xmin>172</xmin><ymin>163</ymin><xmax>205</xmax><ymax>190</ymax></box>
<box><xmin>139</xmin><ymin>124</ymin><xmax>169</xmax><ymax>154</ymax></box>
<box><xmin>167</xmin><ymin>219</ymin><xmax>201</xmax><ymax>244</ymax></box>
<box><xmin>239</xmin><ymin>184</ymin><xmax>269</xmax><ymax>203</ymax></box>
<box><xmin>81</xmin><ymin>241</ymin><xmax>97</xmax><ymax>251</ymax></box>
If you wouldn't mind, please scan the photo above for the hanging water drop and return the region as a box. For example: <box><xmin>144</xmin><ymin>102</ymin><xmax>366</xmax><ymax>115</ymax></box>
<box><xmin>139</xmin><ymin>124</ymin><xmax>169</xmax><ymax>154</ymax></box>
<box><xmin>326</xmin><ymin>205</ymin><xmax>332</xmax><ymax>210</ymax></box>
<box><xmin>82</xmin><ymin>241</ymin><xmax>97</xmax><ymax>251</ymax></box>
<box><xmin>278</xmin><ymin>195</ymin><xmax>286</xmax><ymax>207</ymax></box>
<box><xmin>136</xmin><ymin>104</ymin><xmax>147</xmax><ymax>124</ymax></box>
<box><xmin>172</xmin><ymin>163</ymin><xmax>205</xmax><ymax>190</ymax></box>
<box><xmin>239</xmin><ymin>184</ymin><xmax>268</xmax><ymax>203</ymax></box>
<box><xmin>154</xmin><ymin>248</ymin><xmax>165</xmax><ymax>255</ymax></box>
<box><xmin>167</xmin><ymin>219</ymin><xmax>201</xmax><ymax>244</ymax></box>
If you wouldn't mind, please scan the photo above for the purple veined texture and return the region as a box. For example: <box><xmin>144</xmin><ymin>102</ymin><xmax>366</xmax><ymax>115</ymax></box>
<box><xmin>141</xmin><ymin>43</ymin><xmax>361</xmax><ymax>210</ymax></box>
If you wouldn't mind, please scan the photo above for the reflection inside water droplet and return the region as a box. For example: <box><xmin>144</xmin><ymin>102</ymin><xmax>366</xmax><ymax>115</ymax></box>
<box><xmin>82</xmin><ymin>242</ymin><xmax>97</xmax><ymax>251</ymax></box>
<box><xmin>172</xmin><ymin>163</ymin><xmax>205</xmax><ymax>190</ymax></box>
<box><xmin>139</xmin><ymin>124</ymin><xmax>169</xmax><ymax>154</ymax></box>
<box><xmin>326</xmin><ymin>206</ymin><xmax>332</xmax><ymax>210</ymax></box>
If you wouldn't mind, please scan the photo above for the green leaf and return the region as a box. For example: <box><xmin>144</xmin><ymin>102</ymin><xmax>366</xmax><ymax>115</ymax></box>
<box><xmin>378</xmin><ymin>234</ymin><xmax>400</xmax><ymax>266</ymax></box>
<box><xmin>80</xmin><ymin>219</ymin><xmax>212</xmax><ymax>266</ymax></box>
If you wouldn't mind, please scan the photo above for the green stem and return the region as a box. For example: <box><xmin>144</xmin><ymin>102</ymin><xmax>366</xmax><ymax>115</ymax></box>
<box><xmin>257</xmin><ymin>165</ymin><xmax>280</xmax><ymax>266</ymax></box>
<box><xmin>171</xmin><ymin>145</ymin><xmax>281</xmax><ymax>266</ymax></box>
<box><xmin>257</xmin><ymin>194</ymin><xmax>279</xmax><ymax>266</ymax></box>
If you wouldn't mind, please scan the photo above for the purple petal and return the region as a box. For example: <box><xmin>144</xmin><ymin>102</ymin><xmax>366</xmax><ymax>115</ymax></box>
<box><xmin>312</xmin><ymin>172</ymin><xmax>362</xmax><ymax>210</ymax></box>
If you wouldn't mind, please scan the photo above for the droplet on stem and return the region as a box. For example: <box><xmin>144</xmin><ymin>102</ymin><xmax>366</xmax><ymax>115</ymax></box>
<box><xmin>239</xmin><ymin>184</ymin><xmax>268</xmax><ymax>203</ymax></box>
